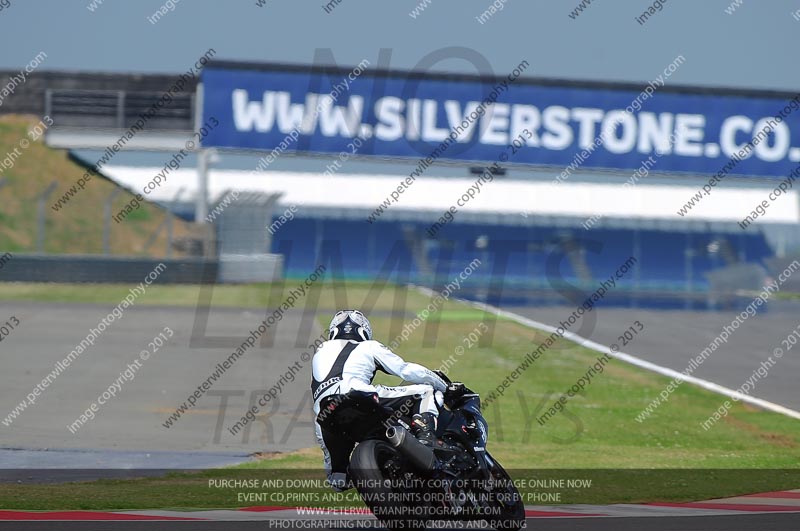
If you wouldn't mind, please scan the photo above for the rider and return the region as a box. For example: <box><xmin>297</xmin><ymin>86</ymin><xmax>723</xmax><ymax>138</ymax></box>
<box><xmin>312</xmin><ymin>309</ymin><xmax>448</xmax><ymax>491</ymax></box>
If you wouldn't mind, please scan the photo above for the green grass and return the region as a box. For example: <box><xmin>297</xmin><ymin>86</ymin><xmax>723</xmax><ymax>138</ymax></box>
<box><xmin>0</xmin><ymin>280</ymin><xmax>440</xmax><ymax>312</ymax></box>
<box><xmin>2</xmin><ymin>467</ymin><xmax>800</xmax><ymax>511</ymax></box>
<box><xmin>0</xmin><ymin>115</ymin><xmax>197</xmax><ymax>256</ymax></box>
<box><xmin>434</xmin><ymin>309</ymin><xmax>495</xmax><ymax>321</ymax></box>
<box><xmin>2</xmin><ymin>280</ymin><xmax>800</xmax><ymax>510</ymax></box>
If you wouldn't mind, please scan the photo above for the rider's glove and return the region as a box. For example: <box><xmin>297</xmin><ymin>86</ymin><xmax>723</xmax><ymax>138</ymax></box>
<box><xmin>444</xmin><ymin>382</ymin><xmax>467</xmax><ymax>407</ymax></box>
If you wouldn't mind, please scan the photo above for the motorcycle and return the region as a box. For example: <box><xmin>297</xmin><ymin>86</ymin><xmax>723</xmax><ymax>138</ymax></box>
<box><xmin>316</xmin><ymin>376</ymin><xmax>525</xmax><ymax>530</ymax></box>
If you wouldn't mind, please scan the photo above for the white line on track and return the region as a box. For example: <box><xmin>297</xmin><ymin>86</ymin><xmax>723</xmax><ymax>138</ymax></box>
<box><xmin>415</xmin><ymin>286</ymin><xmax>800</xmax><ymax>421</ymax></box>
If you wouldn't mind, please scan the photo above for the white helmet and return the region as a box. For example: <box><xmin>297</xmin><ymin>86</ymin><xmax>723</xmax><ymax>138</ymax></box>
<box><xmin>328</xmin><ymin>310</ymin><xmax>372</xmax><ymax>342</ymax></box>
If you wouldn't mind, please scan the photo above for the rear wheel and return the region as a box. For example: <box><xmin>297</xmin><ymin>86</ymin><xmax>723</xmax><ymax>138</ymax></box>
<box><xmin>349</xmin><ymin>439</ymin><xmax>427</xmax><ymax>531</ymax></box>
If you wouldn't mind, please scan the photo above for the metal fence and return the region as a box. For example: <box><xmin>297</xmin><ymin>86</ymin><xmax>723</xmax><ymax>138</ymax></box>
<box><xmin>45</xmin><ymin>89</ymin><xmax>194</xmax><ymax>131</ymax></box>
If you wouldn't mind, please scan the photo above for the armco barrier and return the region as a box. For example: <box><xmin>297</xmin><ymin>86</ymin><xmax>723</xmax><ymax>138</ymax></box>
<box><xmin>0</xmin><ymin>254</ymin><xmax>217</xmax><ymax>284</ymax></box>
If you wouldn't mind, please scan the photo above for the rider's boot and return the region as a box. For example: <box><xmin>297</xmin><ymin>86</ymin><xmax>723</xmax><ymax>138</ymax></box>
<box><xmin>411</xmin><ymin>412</ymin><xmax>438</xmax><ymax>447</ymax></box>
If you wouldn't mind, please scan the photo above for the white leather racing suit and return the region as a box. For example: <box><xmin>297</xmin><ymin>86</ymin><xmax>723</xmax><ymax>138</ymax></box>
<box><xmin>311</xmin><ymin>339</ymin><xmax>447</xmax><ymax>488</ymax></box>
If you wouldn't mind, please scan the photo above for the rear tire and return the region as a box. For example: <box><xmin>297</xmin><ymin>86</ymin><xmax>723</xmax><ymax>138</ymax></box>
<box><xmin>349</xmin><ymin>439</ymin><xmax>427</xmax><ymax>531</ymax></box>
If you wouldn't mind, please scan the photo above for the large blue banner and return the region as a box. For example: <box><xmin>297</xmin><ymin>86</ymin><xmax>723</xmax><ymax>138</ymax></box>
<box><xmin>201</xmin><ymin>63</ymin><xmax>800</xmax><ymax>179</ymax></box>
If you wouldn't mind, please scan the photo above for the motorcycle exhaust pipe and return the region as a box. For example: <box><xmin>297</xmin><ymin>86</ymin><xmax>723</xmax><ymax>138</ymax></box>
<box><xmin>386</xmin><ymin>425</ymin><xmax>437</xmax><ymax>471</ymax></box>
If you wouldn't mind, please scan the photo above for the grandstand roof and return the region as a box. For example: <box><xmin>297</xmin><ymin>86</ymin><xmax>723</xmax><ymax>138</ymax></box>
<box><xmin>99</xmin><ymin>164</ymin><xmax>800</xmax><ymax>233</ymax></box>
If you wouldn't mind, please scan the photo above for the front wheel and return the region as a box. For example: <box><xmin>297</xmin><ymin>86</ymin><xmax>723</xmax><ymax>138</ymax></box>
<box><xmin>349</xmin><ymin>439</ymin><xmax>427</xmax><ymax>531</ymax></box>
<box><xmin>483</xmin><ymin>453</ymin><xmax>526</xmax><ymax>530</ymax></box>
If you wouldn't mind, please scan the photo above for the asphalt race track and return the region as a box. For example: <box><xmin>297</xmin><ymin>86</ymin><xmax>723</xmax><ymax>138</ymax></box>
<box><xmin>506</xmin><ymin>300</ymin><xmax>800</xmax><ymax>411</ymax></box>
<box><xmin>4</xmin><ymin>297</ymin><xmax>799</xmax><ymax>468</ymax></box>
<box><xmin>529</xmin><ymin>514</ymin><xmax>800</xmax><ymax>531</ymax></box>
<box><xmin>0</xmin><ymin>301</ymin><xmax>321</xmax><ymax>468</ymax></box>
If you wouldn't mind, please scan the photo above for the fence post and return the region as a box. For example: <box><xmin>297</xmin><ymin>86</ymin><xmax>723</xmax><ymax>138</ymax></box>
<box><xmin>37</xmin><ymin>181</ymin><xmax>58</xmax><ymax>253</ymax></box>
<box><xmin>44</xmin><ymin>89</ymin><xmax>52</xmax><ymax>120</ymax></box>
<box><xmin>103</xmin><ymin>188</ymin><xmax>123</xmax><ymax>255</ymax></box>
<box><xmin>166</xmin><ymin>214</ymin><xmax>173</xmax><ymax>258</ymax></box>
<box><xmin>117</xmin><ymin>90</ymin><xmax>126</xmax><ymax>128</ymax></box>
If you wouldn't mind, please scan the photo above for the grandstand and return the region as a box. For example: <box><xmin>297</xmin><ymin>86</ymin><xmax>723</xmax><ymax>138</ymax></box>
<box><xmin>22</xmin><ymin>62</ymin><xmax>800</xmax><ymax>309</ymax></box>
<box><xmin>94</xmin><ymin>162</ymin><xmax>789</xmax><ymax>309</ymax></box>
